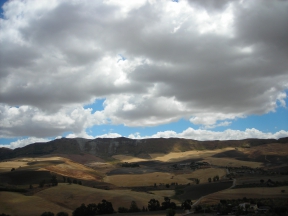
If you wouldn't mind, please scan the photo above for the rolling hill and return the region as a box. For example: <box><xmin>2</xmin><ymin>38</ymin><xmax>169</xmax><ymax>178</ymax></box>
<box><xmin>1</xmin><ymin>137</ymin><xmax>287</xmax><ymax>161</ymax></box>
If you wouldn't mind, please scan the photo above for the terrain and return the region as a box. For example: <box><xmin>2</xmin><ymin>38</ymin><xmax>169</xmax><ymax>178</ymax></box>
<box><xmin>0</xmin><ymin>137</ymin><xmax>287</xmax><ymax>215</ymax></box>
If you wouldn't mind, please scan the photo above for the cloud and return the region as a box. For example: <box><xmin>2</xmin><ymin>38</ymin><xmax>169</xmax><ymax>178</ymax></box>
<box><xmin>7</xmin><ymin>137</ymin><xmax>51</xmax><ymax>149</ymax></box>
<box><xmin>5</xmin><ymin>127</ymin><xmax>288</xmax><ymax>149</ymax></box>
<box><xmin>0</xmin><ymin>0</ymin><xmax>287</xmax><ymax>138</ymax></box>
<box><xmin>128</xmin><ymin>128</ymin><xmax>288</xmax><ymax>141</ymax></box>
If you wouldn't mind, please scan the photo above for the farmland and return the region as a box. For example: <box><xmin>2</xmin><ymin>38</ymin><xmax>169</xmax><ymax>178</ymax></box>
<box><xmin>0</xmin><ymin>137</ymin><xmax>288</xmax><ymax>215</ymax></box>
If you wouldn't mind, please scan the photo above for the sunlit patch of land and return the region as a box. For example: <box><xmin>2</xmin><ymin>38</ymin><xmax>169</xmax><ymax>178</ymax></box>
<box><xmin>35</xmin><ymin>183</ymin><xmax>180</xmax><ymax>210</ymax></box>
<box><xmin>180</xmin><ymin>168</ymin><xmax>227</xmax><ymax>184</ymax></box>
<box><xmin>43</xmin><ymin>158</ymin><xmax>103</xmax><ymax>181</ymax></box>
<box><xmin>103</xmin><ymin>172</ymin><xmax>193</xmax><ymax>187</ymax></box>
<box><xmin>205</xmin><ymin>157</ymin><xmax>263</xmax><ymax>168</ymax></box>
<box><xmin>0</xmin><ymin>191</ymin><xmax>72</xmax><ymax>216</ymax></box>
<box><xmin>113</xmin><ymin>148</ymin><xmax>238</xmax><ymax>163</ymax></box>
<box><xmin>200</xmin><ymin>186</ymin><xmax>288</xmax><ymax>205</ymax></box>
<box><xmin>149</xmin><ymin>148</ymin><xmax>236</xmax><ymax>162</ymax></box>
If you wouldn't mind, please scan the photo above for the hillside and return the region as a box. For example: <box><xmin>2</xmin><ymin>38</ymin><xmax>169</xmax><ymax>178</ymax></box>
<box><xmin>1</xmin><ymin>137</ymin><xmax>287</xmax><ymax>161</ymax></box>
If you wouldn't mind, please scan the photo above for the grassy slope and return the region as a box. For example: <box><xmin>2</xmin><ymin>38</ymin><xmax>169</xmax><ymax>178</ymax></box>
<box><xmin>35</xmin><ymin>183</ymin><xmax>180</xmax><ymax>210</ymax></box>
<box><xmin>201</xmin><ymin>186</ymin><xmax>288</xmax><ymax>205</ymax></box>
<box><xmin>0</xmin><ymin>191</ymin><xmax>72</xmax><ymax>216</ymax></box>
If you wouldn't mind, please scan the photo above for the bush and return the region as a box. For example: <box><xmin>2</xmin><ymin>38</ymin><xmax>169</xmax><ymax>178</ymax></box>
<box><xmin>41</xmin><ymin>212</ymin><xmax>54</xmax><ymax>216</ymax></box>
<box><xmin>118</xmin><ymin>207</ymin><xmax>129</xmax><ymax>213</ymax></box>
<box><xmin>166</xmin><ymin>208</ymin><xmax>175</xmax><ymax>216</ymax></box>
<box><xmin>129</xmin><ymin>201</ymin><xmax>140</xmax><ymax>212</ymax></box>
<box><xmin>148</xmin><ymin>199</ymin><xmax>160</xmax><ymax>211</ymax></box>
<box><xmin>56</xmin><ymin>212</ymin><xmax>68</xmax><ymax>216</ymax></box>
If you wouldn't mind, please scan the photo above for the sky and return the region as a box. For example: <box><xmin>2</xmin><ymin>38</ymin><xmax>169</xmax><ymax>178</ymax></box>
<box><xmin>0</xmin><ymin>0</ymin><xmax>288</xmax><ymax>149</ymax></box>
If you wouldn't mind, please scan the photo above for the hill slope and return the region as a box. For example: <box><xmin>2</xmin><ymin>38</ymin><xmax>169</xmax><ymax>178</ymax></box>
<box><xmin>0</xmin><ymin>137</ymin><xmax>287</xmax><ymax>161</ymax></box>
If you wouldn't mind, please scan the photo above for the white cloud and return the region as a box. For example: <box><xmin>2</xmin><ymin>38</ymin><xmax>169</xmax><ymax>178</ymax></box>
<box><xmin>7</xmin><ymin>137</ymin><xmax>51</xmax><ymax>149</ymax></box>
<box><xmin>0</xmin><ymin>0</ymin><xmax>288</xmax><ymax>138</ymax></box>
<box><xmin>3</xmin><ymin>127</ymin><xmax>288</xmax><ymax>149</ymax></box>
<box><xmin>129</xmin><ymin>128</ymin><xmax>288</xmax><ymax>141</ymax></box>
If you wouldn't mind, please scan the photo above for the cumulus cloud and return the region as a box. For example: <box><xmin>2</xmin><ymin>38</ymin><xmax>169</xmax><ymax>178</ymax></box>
<box><xmin>7</xmin><ymin>137</ymin><xmax>51</xmax><ymax>149</ymax></box>
<box><xmin>6</xmin><ymin>127</ymin><xmax>288</xmax><ymax>149</ymax></box>
<box><xmin>0</xmin><ymin>0</ymin><xmax>288</xmax><ymax>138</ymax></box>
<box><xmin>128</xmin><ymin>128</ymin><xmax>288</xmax><ymax>141</ymax></box>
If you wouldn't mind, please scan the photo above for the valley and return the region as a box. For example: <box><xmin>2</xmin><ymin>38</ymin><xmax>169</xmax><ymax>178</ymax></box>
<box><xmin>0</xmin><ymin>137</ymin><xmax>287</xmax><ymax>215</ymax></box>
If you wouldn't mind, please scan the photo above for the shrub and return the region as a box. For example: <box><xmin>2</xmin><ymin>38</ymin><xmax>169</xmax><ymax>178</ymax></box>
<box><xmin>41</xmin><ymin>212</ymin><xmax>54</xmax><ymax>216</ymax></box>
<box><xmin>166</xmin><ymin>208</ymin><xmax>175</xmax><ymax>216</ymax></box>
<box><xmin>118</xmin><ymin>207</ymin><xmax>129</xmax><ymax>213</ymax></box>
<box><xmin>56</xmin><ymin>212</ymin><xmax>68</xmax><ymax>216</ymax></box>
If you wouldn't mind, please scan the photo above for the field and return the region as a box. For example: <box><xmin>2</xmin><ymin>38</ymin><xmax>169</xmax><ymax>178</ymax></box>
<box><xmin>200</xmin><ymin>186</ymin><xmax>288</xmax><ymax>205</ymax></box>
<box><xmin>0</xmin><ymin>191</ymin><xmax>72</xmax><ymax>216</ymax></box>
<box><xmin>1</xmin><ymin>141</ymin><xmax>288</xmax><ymax>216</ymax></box>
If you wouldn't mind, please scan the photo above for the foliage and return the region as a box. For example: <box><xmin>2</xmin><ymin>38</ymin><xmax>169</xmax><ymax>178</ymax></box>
<box><xmin>10</xmin><ymin>168</ymin><xmax>15</xmax><ymax>172</ymax></box>
<box><xmin>39</xmin><ymin>180</ymin><xmax>46</xmax><ymax>188</ymax></box>
<box><xmin>51</xmin><ymin>175</ymin><xmax>58</xmax><ymax>186</ymax></box>
<box><xmin>67</xmin><ymin>178</ymin><xmax>72</xmax><ymax>184</ymax></box>
<box><xmin>148</xmin><ymin>199</ymin><xmax>160</xmax><ymax>211</ymax></box>
<box><xmin>0</xmin><ymin>187</ymin><xmax>27</xmax><ymax>193</ymax></box>
<box><xmin>73</xmin><ymin>203</ymin><xmax>87</xmax><ymax>216</ymax></box>
<box><xmin>213</xmin><ymin>175</ymin><xmax>219</xmax><ymax>182</ymax></box>
<box><xmin>97</xmin><ymin>199</ymin><xmax>114</xmax><ymax>214</ymax></box>
<box><xmin>121</xmin><ymin>162</ymin><xmax>139</xmax><ymax>167</ymax></box>
<box><xmin>73</xmin><ymin>200</ymin><xmax>114</xmax><ymax>216</ymax></box>
<box><xmin>56</xmin><ymin>212</ymin><xmax>68</xmax><ymax>216</ymax></box>
<box><xmin>41</xmin><ymin>212</ymin><xmax>54</xmax><ymax>216</ymax></box>
<box><xmin>118</xmin><ymin>207</ymin><xmax>129</xmax><ymax>213</ymax></box>
<box><xmin>181</xmin><ymin>199</ymin><xmax>192</xmax><ymax>210</ymax></box>
<box><xmin>161</xmin><ymin>197</ymin><xmax>176</xmax><ymax>210</ymax></box>
<box><xmin>129</xmin><ymin>201</ymin><xmax>141</xmax><ymax>212</ymax></box>
<box><xmin>166</xmin><ymin>208</ymin><xmax>176</xmax><ymax>216</ymax></box>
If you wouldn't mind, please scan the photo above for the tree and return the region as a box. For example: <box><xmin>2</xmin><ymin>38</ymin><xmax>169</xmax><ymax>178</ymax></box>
<box><xmin>51</xmin><ymin>175</ymin><xmax>58</xmax><ymax>186</ymax></box>
<box><xmin>67</xmin><ymin>178</ymin><xmax>72</xmax><ymax>184</ymax></box>
<box><xmin>39</xmin><ymin>180</ymin><xmax>46</xmax><ymax>188</ymax></box>
<box><xmin>97</xmin><ymin>199</ymin><xmax>114</xmax><ymax>214</ymax></box>
<box><xmin>63</xmin><ymin>176</ymin><xmax>66</xmax><ymax>183</ymax></box>
<box><xmin>73</xmin><ymin>179</ymin><xmax>77</xmax><ymax>184</ymax></box>
<box><xmin>73</xmin><ymin>203</ymin><xmax>87</xmax><ymax>216</ymax></box>
<box><xmin>208</xmin><ymin>177</ymin><xmax>212</xmax><ymax>183</ymax></box>
<box><xmin>181</xmin><ymin>199</ymin><xmax>192</xmax><ymax>210</ymax></box>
<box><xmin>166</xmin><ymin>208</ymin><xmax>176</xmax><ymax>216</ymax></box>
<box><xmin>213</xmin><ymin>175</ymin><xmax>219</xmax><ymax>182</ymax></box>
<box><xmin>41</xmin><ymin>212</ymin><xmax>54</xmax><ymax>216</ymax></box>
<box><xmin>161</xmin><ymin>197</ymin><xmax>176</xmax><ymax>210</ymax></box>
<box><xmin>148</xmin><ymin>199</ymin><xmax>160</xmax><ymax>211</ymax></box>
<box><xmin>11</xmin><ymin>168</ymin><xmax>15</xmax><ymax>172</ymax></box>
<box><xmin>260</xmin><ymin>179</ymin><xmax>265</xmax><ymax>184</ymax></box>
<box><xmin>195</xmin><ymin>178</ymin><xmax>200</xmax><ymax>184</ymax></box>
<box><xmin>118</xmin><ymin>207</ymin><xmax>129</xmax><ymax>213</ymax></box>
<box><xmin>78</xmin><ymin>180</ymin><xmax>82</xmax><ymax>185</ymax></box>
<box><xmin>86</xmin><ymin>203</ymin><xmax>98</xmax><ymax>215</ymax></box>
<box><xmin>56</xmin><ymin>212</ymin><xmax>68</xmax><ymax>216</ymax></box>
<box><xmin>129</xmin><ymin>201</ymin><xmax>140</xmax><ymax>212</ymax></box>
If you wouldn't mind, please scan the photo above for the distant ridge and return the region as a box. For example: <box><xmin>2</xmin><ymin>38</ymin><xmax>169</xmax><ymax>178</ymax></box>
<box><xmin>0</xmin><ymin>137</ymin><xmax>287</xmax><ymax>160</ymax></box>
